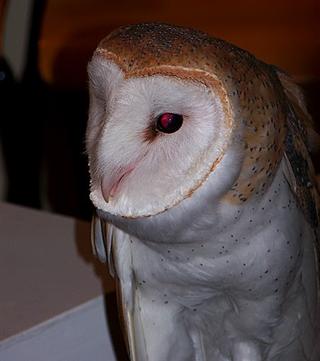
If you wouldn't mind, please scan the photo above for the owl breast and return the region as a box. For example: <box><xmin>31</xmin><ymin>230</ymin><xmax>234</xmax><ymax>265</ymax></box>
<box><xmin>112</xmin><ymin>159</ymin><xmax>317</xmax><ymax>360</ymax></box>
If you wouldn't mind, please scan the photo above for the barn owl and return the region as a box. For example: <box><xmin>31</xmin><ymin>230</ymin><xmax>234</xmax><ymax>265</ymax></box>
<box><xmin>86</xmin><ymin>23</ymin><xmax>320</xmax><ymax>361</ymax></box>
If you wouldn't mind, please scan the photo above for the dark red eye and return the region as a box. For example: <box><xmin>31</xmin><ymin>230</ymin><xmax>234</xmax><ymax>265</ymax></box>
<box><xmin>156</xmin><ymin>113</ymin><xmax>183</xmax><ymax>134</ymax></box>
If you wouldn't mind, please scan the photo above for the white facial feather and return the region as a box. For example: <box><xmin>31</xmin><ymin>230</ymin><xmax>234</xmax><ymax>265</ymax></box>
<box><xmin>87</xmin><ymin>58</ymin><xmax>123</xmax><ymax>153</ymax></box>
<box><xmin>88</xmin><ymin>57</ymin><xmax>232</xmax><ymax>217</ymax></box>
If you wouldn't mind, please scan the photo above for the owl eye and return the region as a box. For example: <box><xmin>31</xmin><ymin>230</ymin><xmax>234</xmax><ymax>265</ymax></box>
<box><xmin>155</xmin><ymin>113</ymin><xmax>183</xmax><ymax>134</ymax></box>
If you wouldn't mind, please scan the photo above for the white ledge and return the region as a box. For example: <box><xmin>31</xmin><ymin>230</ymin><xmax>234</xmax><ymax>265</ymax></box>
<box><xmin>0</xmin><ymin>202</ymin><xmax>120</xmax><ymax>361</ymax></box>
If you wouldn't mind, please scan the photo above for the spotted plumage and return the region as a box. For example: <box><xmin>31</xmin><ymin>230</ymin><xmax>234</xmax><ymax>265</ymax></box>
<box><xmin>87</xmin><ymin>23</ymin><xmax>320</xmax><ymax>361</ymax></box>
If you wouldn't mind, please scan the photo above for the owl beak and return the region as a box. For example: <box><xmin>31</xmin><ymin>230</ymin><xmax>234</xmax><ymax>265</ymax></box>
<box><xmin>101</xmin><ymin>165</ymin><xmax>135</xmax><ymax>203</ymax></box>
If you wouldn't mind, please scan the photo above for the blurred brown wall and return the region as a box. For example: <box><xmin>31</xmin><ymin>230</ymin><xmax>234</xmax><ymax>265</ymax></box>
<box><xmin>39</xmin><ymin>0</ymin><xmax>320</xmax><ymax>88</ymax></box>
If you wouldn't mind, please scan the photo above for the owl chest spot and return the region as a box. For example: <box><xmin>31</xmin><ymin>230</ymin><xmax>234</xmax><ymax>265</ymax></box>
<box><xmin>133</xmin><ymin>235</ymin><xmax>302</xmax><ymax>308</ymax></box>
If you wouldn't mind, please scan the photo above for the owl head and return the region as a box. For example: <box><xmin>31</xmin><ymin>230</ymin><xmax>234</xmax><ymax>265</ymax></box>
<box><xmin>87</xmin><ymin>23</ymin><xmax>286</xmax><ymax>226</ymax></box>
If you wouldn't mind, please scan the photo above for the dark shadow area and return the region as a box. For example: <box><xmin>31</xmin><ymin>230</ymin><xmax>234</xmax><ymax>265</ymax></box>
<box><xmin>304</xmin><ymin>81</ymin><xmax>320</xmax><ymax>129</ymax></box>
<box><xmin>0</xmin><ymin>0</ymin><xmax>46</xmax><ymax>210</ymax></box>
<box><xmin>104</xmin><ymin>293</ymin><xmax>130</xmax><ymax>361</ymax></box>
<box><xmin>303</xmin><ymin>81</ymin><xmax>320</xmax><ymax>172</ymax></box>
<box><xmin>43</xmin><ymin>85</ymin><xmax>92</xmax><ymax>219</ymax></box>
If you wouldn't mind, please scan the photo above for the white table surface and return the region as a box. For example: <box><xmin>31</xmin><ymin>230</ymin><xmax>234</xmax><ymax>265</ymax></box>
<box><xmin>0</xmin><ymin>202</ymin><xmax>124</xmax><ymax>361</ymax></box>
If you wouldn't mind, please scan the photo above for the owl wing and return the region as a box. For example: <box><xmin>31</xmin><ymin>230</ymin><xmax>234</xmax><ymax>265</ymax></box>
<box><xmin>276</xmin><ymin>70</ymin><xmax>320</xmax><ymax>231</ymax></box>
<box><xmin>91</xmin><ymin>214</ymin><xmax>148</xmax><ymax>360</ymax></box>
<box><xmin>276</xmin><ymin>69</ymin><xmax>320</xmax><ymax>153</ymax></box>
<box><xmin>111</xmin><ymin>228</ymin><xmax>149</xmax><ymax>361</ymax></box>
<box><xmin>91</xmin><ymin>212</ymin><xmax>115</xmax><ymax>275</ymax></box>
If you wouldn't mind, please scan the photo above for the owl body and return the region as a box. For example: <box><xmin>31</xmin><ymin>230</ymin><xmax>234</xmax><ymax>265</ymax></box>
<box><xmin>104</xmin><ymin>158</ymin><xmax>317</xmax><ymax>361</ymax></box>
<box><xmin>87</xmin><ymin>24</ymin><xmax>319</xmax><ymax>361</ymax></box>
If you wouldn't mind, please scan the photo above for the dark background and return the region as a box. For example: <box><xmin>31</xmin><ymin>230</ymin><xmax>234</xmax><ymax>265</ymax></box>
<box><xmin>0</xmin><ymin>0</ymin><xmax>319</xmax><ymax>221</ymax></box>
